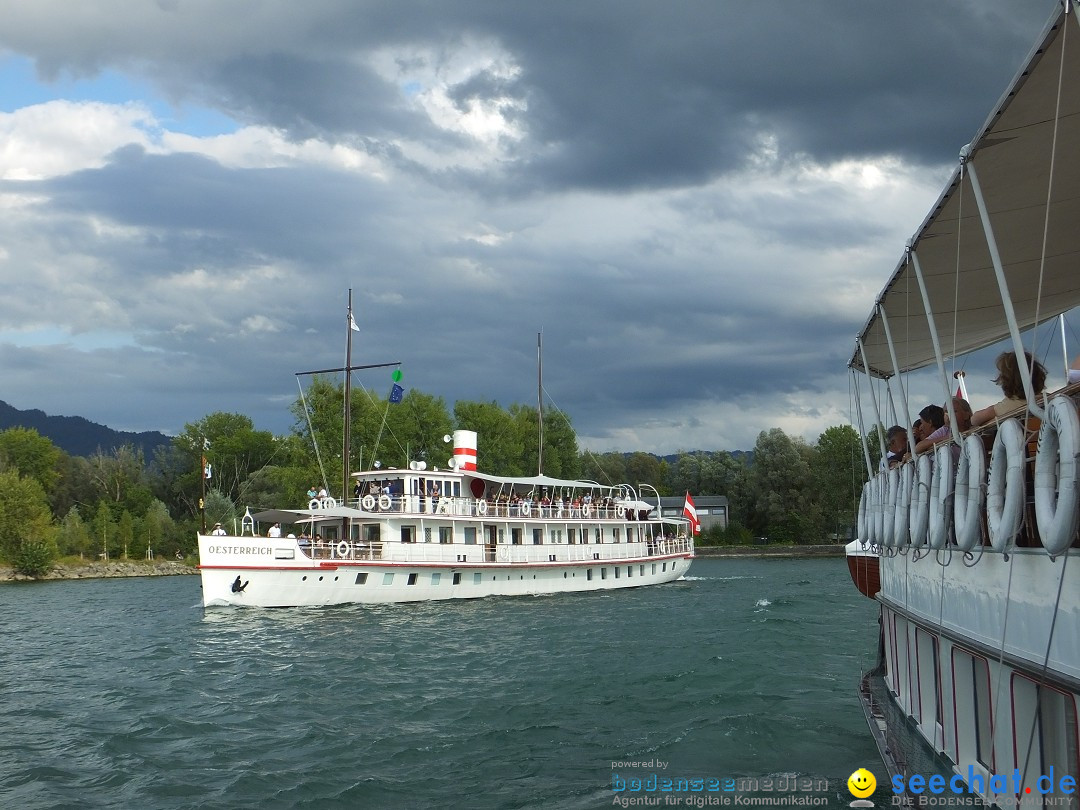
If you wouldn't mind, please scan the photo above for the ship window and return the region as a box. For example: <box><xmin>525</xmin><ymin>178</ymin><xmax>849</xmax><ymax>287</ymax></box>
<box><xmin>465</xmin><ymin>527</ymin><xmax>477</xmax><ymax>545</ymax></box>
<box><xmin>497</xmin><ymin>528</ymin><xmax>505</xmax><ymax>544</ymax></box>
<box><xmin>587</xmin><ymin>569</ymin><xmax>593</xmax><ymax>581</ymax></box>
<box><xmin>651</xmin><ymin>564</ymin><xmax>656</xmax><ymax>575</ymax></box>
<box><xmin>473</xmin><ymin>572</ymin><xmax>481</xmax><ymax>584</ymax></box>
<box><xmin>453</xmin><ymin>572</ymin><xmax>461</xmax><ymax>585</ymax></box>
<box><xmin>1011</xmin><ymin>673</ymin><xmax>1080</xmax><ymax>802</ymax></box>
<box><xmin>614</xmin><ymin>567</ymin><xmax>620</xmax><ymax>578</ymax></box>
<box><xmin>594</xmin><ymin>528</ymin><xmax>602</xmax><ymax>544</ymax></box>
<box><xmin>439</xmin><ymin>527</ymin><xmax>452</xmax><ymax>544</ymax></box>
<box><xmin>401</xmin><ymin>525</ymin><xmax>416</xmax><ymax>543</ymax></box>
<box><xmin>627</xmin><ymin>566</ymin><xmax>632</xmax><ymax>577</ymax></box>
<box><xmin>601</xmin><ymin>568</ymin><xmax>607</xmax><ymax>580</ymax></box>
<box><xmin>424</xmin><ymin>527</ymin><xmax>432</xmax><ymax>543</ymax></box>
<box><xmin>354</xmin><ymin>572</ymin><xmax>368</xmax><ymax>585</ymax></box>
<box><xmin>407</xmin><ymin>573</ymin><xmax>417</xmax><ymax>585</ymax></box>
<box><xmin>363</xmin><ymin>524</ymin><xmax>380</xmax><ymax>543</ymax></box>
<box><xmin>512</xmin><ymin>528</ymin><xmax>523</xmax><ymax>545</ymax></box>
<box><xmin>431</xmin><ymin>572</ymin><xmax>441</xmax><ymax>585</ymax></box>
<box><xmin>568</xmin><ymin>528</ymin><xmax>577</xmax><ymax>544</ymax></box>
<box><xmin>614</xmin><ymin>528</ymin><xmax>621</xmax><ymax>543</ymax></box>
<box><xmin>532</xmin><ymin>529</ymin><xmax>543</xmax><ymax>545</ymax></box>
<box><xmin>382</xmin><ymin>573</ymin><xmax>394</xmax><ymax>585</ymax></box>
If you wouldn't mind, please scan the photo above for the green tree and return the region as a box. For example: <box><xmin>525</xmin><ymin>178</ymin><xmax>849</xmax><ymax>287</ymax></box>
<box><xmin>454</xmin><ymin>400</ymin><xmax>523</xmax><ymax>475</ymax></box>
<box><xmin>58</xmin><ymin>506</ymin><xmax>93</xmax><ymax>558</ymax></box>
<box><xmin>92</xmin><ymin>500</ymin><xmax>115</xmax><ymax>560</ymax></box>
<box><xmin>117</xmin><ymin>510</ymin><xmax>135</xmax><ymax>559</ymax></box>
<box><xmin>143</xmin><ymin>500</ymin><xmax>172</xmax><ymax>559</ymax></box>
<box><xmin>813</xmin><ymin>425</ymin><xmax>867</xmax><ymax>541</ymax></box>
<box><xmin>0</xmin><ymin>427</ymin><xmax>61</xmax><ymax>493</ymax></box>
<box><xmin>746</xmin><ymin>428</ymin><xmax>822</xmax><ymax>543</ymax></box>
<box><xmin>0</xmin><ymin>469</ymin><xmax>56</xmax><ymax>568</ymax></box>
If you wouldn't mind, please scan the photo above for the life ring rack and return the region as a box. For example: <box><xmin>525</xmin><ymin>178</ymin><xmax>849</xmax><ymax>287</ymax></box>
<box><xmin>987</xmin><ymin>418</ymin><xmax>1026</xmax><ymax>552</ymax></box>
<box><xmin>1034</xmin><ymin>395</ymin><xmax>1080</xmax><ymax>556</ymax></box>
<box><xmin>336</xmin><ymin>541</ymin><xmax>351</xmax><ymax>559</ymax></box>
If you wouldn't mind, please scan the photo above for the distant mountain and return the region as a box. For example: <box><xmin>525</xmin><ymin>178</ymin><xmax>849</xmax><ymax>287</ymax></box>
<box><xmin>0</xmin><ymin>400</ymin><xmax>172</xmax><ymax>459</ymax></box>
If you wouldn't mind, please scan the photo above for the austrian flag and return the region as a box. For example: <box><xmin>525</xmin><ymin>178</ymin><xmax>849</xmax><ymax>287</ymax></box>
<box><xmin>683</xmin><ymin>492</ymin><xmax>701</xmax><ymax>534</ymax></box>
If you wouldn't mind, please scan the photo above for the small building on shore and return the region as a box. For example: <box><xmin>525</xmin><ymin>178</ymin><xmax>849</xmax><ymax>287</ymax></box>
<box><xmin>656</xmin><ymin>495</ymin><xmax>728</xmax><ymax>532</ymax></box>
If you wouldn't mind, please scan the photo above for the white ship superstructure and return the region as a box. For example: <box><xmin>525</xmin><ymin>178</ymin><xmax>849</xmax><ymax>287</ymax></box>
<box><xmin>846</xmin><ymin>5</ymin><xmax>1080</xmax><ymax>806</ymax></box>
<box><xmin>199</xmin><ymin>430</ymin><xmax>694</xmax><ymax>607</ymax></box>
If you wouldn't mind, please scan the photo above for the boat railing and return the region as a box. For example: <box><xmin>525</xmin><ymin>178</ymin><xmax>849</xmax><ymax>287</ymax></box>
<box><xmin>865</xmin><ymin>388</ymin><xmax>1080</xmax><ymax>555</ymax></box>
<box><xmin>344</xmin><ymin>494</ymin><xmax>648</xmax><ymax>521</ymax></box>
<box><xmin>298</xmin><ymin>535</ymin><xmax>691</xmax><ymax>565</ymax></box>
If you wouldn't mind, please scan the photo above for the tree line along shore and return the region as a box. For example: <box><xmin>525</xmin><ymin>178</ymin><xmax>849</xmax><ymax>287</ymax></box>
<box><xmin>0</xmin><ymin>379</ymin><xmax>867</xmax><ymax>578</ymax></box>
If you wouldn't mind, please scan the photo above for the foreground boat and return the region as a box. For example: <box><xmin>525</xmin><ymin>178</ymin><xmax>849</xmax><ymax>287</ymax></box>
<box><xmin>198</xmin><ymin>430</ymin><xmax>695</xmax><ymax>607</ymax></box>
<box><xmin>847</xmin><ymin>5</ymin><xmax>1080</xmax><ymax>806</ymax></box>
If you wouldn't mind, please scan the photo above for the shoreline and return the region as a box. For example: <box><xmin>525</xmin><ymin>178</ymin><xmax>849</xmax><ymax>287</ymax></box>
<box><xmin>0</xmin><ymin>560</ymin><xmax>197</xmax><ymax>583</ymax></box>
<box><xmin>694</xmin><ymin>544</ymin><xmax>845</xmax><ymax>558</ymax></box>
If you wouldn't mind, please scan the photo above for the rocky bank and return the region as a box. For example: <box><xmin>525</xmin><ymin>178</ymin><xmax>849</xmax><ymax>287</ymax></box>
<box><xmin>0</xmin><ymin>560</ymin><xmax>197</xmax><ymax>583</ymax></box>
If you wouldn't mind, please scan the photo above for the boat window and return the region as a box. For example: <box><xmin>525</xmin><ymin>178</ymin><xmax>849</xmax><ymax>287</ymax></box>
<box><xmin>614</xmin><ymin>567</ymin><xmax>620</xmax><ymax>578</ymax></box>
<box><xmin>431</xmin><ymin>572</ymin><xmax>441</xmax><ymax>585</ymax></box>
<box><xmin>594</xmin><ymin>528</ymin><xmax>602</xmax><ymax>544</ymax></box>
<box><xmin>407</xmin><ymin>573</ymin><xmax>418</xmax><ymax>585</ymax></box>
<box><xmin>453</xmin><ymin>572</ymin><xmax>461</xmax><ymax>585</ymax></box>
<box><xmin>601</xmin><ymin>568</ymin><xmax>607</xmax><ymax>579</ymax></box>
<box><xmin>497</xmin><ymin>528</ymin><xmax>505</xmax><ymax>544</ymax></box>
<box><xmin>613</xmin><ymin>528</ymin><xmax>621</xmax><ymax>543</ymax></box>
<box><xmin>355</xmin><ymin>573</ymin><xmax>368</xmax><ymax>585</ymax></box>
<box><xmin>363</xmin><ymin>524</ymin><xmax>381</xmax><ymax>543</ymax></box>
<box><xmin>464</xmin><ymin>527</ymin><xmax>477</xmax><ymax>545</ymax></box>
<box><xmin>401</xmin><ymin>525</ymin><xmax>416</xmax><ymax>543</ymax></box>
<box><xmin>439</xmin><ymin>527</ymin><xmax>452</xmax><ymax>544</ymax></box>
<box><xmin>512</xmin><ymin>528</ymin><xmax>522</xmax><ymax>545</ymax></box>
<box><xmin>587</xmin><ymin>569</ymin><xmax>593</xmax><ymax>581</ymax></box>
<box><xmin>532</xmin><ymin>529</ymin><xmax>543</xmax><ymax>545</ymax></box>
<box><xmin>552</xmin><ymin>529</ymin><xmax>563</xmax><ymax>544</ymax></box>
<box><xmin>1011</xmin><ymin>673</ymin><xmax>1080</xmax><ymax>802</ymax></box>
<box><xmin>568</xmin><ymin>528</ymin><xmax>577</xmax><ymax>544</ymax></box>
<box><xmin>472</xmin><ymin>572</ymin><xmax>481</xmax><ymax>585</ymax></box>
<box><xmin>424</xmin><ymin>527</ymin><xmax>432</xmax><ymax>543</ymax></box>
<box><xmin>382</xmin><ymin>573</ymin><xmax>394</xmax><ymax>585</ymax></box>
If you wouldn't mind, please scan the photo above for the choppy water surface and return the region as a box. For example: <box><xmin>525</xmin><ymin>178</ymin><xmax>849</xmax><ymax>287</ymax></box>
<box><xmin>0</xmin><ymin>557</ymin><xmax>883</xmax><ymax>809</ymax></box>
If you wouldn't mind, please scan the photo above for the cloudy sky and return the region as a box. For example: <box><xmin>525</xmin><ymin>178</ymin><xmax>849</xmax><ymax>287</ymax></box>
<box><xmin>1</xmin><ymin>0</ymin><xmax>1075</xmax><ymax>455</ymax></box>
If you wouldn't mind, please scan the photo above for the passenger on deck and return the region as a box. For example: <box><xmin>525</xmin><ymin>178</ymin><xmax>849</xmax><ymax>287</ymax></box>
<box><xmin>971</xmin><ymin>351</ymin><xmax>1047</xmax><ymax>427</ymax></box>
<box><xmin>268</xmin><ymin>523</ymin><xmax>282</xmax><ymax>538</ymax></box>
<box><xmin>880</xmin><ymin>426</ymin><xmax>907</xmax><ymax>470</ymax></box>
<box><xmin>915</xmin><ymin>397</ymin><xmax>972</xmax><ymax>459</ymax></box>
<box><xmin>211</xmin><ymin>523</ymin><xmax>227</xmax><ymax>536</ymax></box>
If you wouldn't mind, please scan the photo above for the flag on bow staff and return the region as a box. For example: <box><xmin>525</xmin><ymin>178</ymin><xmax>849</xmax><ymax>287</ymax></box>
<box><xmin>389</xmin><ymin>383</ymin><xmax>404</xmax><ymax>403</ymax></box>
<box><xmin>683</xmin><ymin>492</ymin><xmax>700</xmax><ymax>534</ymax></box>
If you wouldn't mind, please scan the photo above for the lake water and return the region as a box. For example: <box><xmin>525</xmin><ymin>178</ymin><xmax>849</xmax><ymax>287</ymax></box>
<box><xmin>0</xmin><ymin>557</ymin><xmax>885</xmax><ymax>809</ymax></box>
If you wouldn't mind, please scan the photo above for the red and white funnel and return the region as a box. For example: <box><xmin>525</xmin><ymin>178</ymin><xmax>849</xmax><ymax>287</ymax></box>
<box><xmin>452</xmin><ymin>430</ymin><xmax>477</xmax><ymax>471</ymax></box>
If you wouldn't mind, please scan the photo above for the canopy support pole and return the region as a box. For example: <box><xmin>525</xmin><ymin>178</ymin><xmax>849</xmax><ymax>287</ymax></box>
<box><xmin>857</xmin><ymin>337</ymin><xmax>889</xmax><ymax>467</ymax></box>
<box><xmin>908</xmin><ymin>247</ymin><xmax>961</xmax><ymax>443</ymax></box>
<box><xmin>879</xmin><ymin>306</ymin><xmax>916</xmax><ymax>452</ymax></box>
<box><xmin>963</xmin><ymin>152</ymin><xmax>1047</xmax><ymax>421</ymax></box>
<box><xmin>851</xmin><ymin>369</ymin><xmax>875</xmax><ymax>478</ymax></box>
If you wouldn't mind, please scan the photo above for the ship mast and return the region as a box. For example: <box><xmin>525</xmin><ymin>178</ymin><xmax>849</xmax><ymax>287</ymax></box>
<box><xmin>343</xmin><ymin>289</ymin><xmax>354</xmax><ymax>504</ymax></box>
<box><xmin>537</xmin><ymin>330</ymin><xmax>543</xmax><ymax>475</ymax></box>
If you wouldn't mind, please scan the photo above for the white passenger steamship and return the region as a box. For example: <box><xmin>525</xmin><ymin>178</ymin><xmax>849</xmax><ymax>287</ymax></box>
<box><xmin>198</xmin><ymin>429</ymin><xmax>695</xmax><ymax>607</ymax></box>
<box><xmin>846</xmin><ymin>5</ymin><xmax>1080</xmax><ymax>806</ymax></box>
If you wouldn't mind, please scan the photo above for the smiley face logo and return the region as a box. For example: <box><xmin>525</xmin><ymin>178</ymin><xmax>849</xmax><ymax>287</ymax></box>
<box><xmin>848</xmin><ymin>768</ymin><xmax>876</xmax><ymax>798</ymax></box>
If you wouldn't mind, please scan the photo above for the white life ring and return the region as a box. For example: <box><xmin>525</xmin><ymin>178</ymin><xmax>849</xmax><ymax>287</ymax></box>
<box><xmin>1035</xmin><ymin>396</ymin><xmax>1080</xmax><ymax>556</ymax></box>
<box><xmin>893</xmin><ymin>462</ymin><xmax>913</xmax><ymax>547</ymax></box>
<box><xmin>308</xmin><ymin>498</ymin><xmax>321</xmax><ymax>510</ymax></box>
<box><xmin>867</xmin><ymin>474</ymin><xmax>883</xmax><ymax>546</ymax></box>
<box><xmin>953</xmin><ymin>435</ymin><xmax>986</xmax><ymax>552</ymax></box>
<box><xmin>582</xmin><ymin>503</ymin><xmax>591</xmax><ymax>518</ymax></box>
<box><xmin>378</xmin><ymin>494</ymin><xmax>392</xmax><ymax>511</ymax></box>
<box><xmin>909</xmin><ymin>452</ymin><xmax>933</xmax><ymax>546</ymax></box>
<box><xmin>320</xmin><ymin>496</ymin><xmax>338</xmax><ymax>509</ymax></box>
<box><xmin>361</xmin><ymin>494</ymin><xmax>376</xmax><ymax>511</ymax></box>
<box><xmin>520</xmin><ymin>503</ymin><xmax>531</xmax><ymax>517</ymax></box>
<box><xmin>987</xmin><ymin>418</ymin><xmax>1026</xmax><ymax>552</ymax></box>
<box><xmin>856</xmin><ymin>480</ymin><xmax>870</xmax><ymax>543</ymax></box>
<box><xmin>476</xmin><ymin>500</ymin><xmax>488</xmax><ymax>516</ymax></box>
<box><xmin>881</xmin><ymin>468</ymin><xmax>898</xmax><ymax>548</ymax></box>
<box><xmin>927</xmin><ymin>443</ymin><xmax>954</xmax><ymax>550</ymax></box>
<box><xmin>336</xmin><ymin>541</ymin><xmax>351</xmax><ymax>558</ymax></box>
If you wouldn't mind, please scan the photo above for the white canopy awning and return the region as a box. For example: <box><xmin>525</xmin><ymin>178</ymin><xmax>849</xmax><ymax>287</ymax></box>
<box><xmin>850</xmin><ymin>8</ymin><xmax>1080</xmax><ymax>379</ymax></box>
